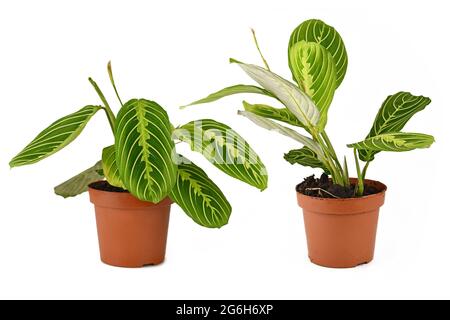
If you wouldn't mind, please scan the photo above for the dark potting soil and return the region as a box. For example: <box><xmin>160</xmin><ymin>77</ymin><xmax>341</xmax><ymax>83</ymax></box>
<box><xmin>296</xmin><ymin>173</ymin><xmax>379</xmax><ymax>199</ymax></box>
<box><xmin>89</xmin><ymin>180</ymin><xmax>129</xmax><ymax>193</ymax></box>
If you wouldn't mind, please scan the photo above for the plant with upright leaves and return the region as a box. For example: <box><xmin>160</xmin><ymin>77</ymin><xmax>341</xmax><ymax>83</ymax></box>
<box><xmin>183</xmin><ymin>19</ymin><xmax>435</xmax><ymax>196</ymax></box>
<box><xmin>9</xmin><ymin>62</ymin><xmax>268</xmax><ymax>228</ymax></box>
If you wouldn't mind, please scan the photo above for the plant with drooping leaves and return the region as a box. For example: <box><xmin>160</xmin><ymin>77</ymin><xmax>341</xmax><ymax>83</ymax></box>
<box><xmin>9</xmin><ymin>62</ymin><xmax>268</xmax><ymax>228</ymax></box>
<box><xmin>183</xmin><ymin>19</ymin><xmax>435</xmax><ymax>196</ymax></box>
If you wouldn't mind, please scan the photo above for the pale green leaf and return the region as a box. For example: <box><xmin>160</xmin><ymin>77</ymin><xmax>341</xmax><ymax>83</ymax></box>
<box><xmin>284</xmin><ymin>147</ymin><xmax>330</xmax><ymax>174</ymax></box>
<box><xmin>54</xmin><ymin>161</ymin><xmax>103</xmax><ymax>198</ymax></box>
<box><xmin>348</xmin><ymin>132</ymin><xmax>435</xmax><ymax>152</ymax></box>
<box><xmin>242</xmin><ymin>101</ymin><xmax>305</xmax><ymax>128</ymax></box>
<box><xmin>102</xmin><ymin>145</ymin><xmax>125</xmax><ymax>189</ymax></box>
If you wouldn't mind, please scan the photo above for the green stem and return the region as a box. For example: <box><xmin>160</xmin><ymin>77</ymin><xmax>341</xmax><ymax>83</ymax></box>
<box><xmin>321</xmin><ymin>131</ymin><xmax>347</xmax><ymax>185</ymax></box>
<box><xmin>88</xmin><ymin>77</ymin><xmax>116</xmax><ymax>134</ymax></box>
<box><xmin>107</xmin><ymin>61</ymin><xmax>124</xmax><ymax>107</ymax></box>
<box><xmin>354</xmin><ymin>148</ymin><xmax>364</xmax><ymax>196</ymax></box>
<box><xmin>362</xmin><ymin>161</ymin><xmax>370</xmax><ymax>180</ymax></box>
<box><xmin>251</xmin><ymin>28</ymin><xmax>271</xmax><ymax>71</ymax></box>
<box><xmin>312</xmin><ymin>129</ymin><xmax>343</xmax><ymax>185</ymax></box>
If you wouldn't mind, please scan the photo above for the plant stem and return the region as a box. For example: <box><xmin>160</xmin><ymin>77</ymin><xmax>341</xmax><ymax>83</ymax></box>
<box><xmin>362</xmin><ymin>161</ymin><xmax>370</xmax><ymax>180</ymax></box>
<box><xmin>88</xmin><ymin>77</ymin><xmax>116</xmax><ymax>134</ymax></box>
<box><xmin>313</xmin><ymin>131</ymin><xmax>343</xmax><ymax>185</ymax></box>
<box><xmin>251</xmin><ymin>28</ymin><xmax>271</xmax><ymax>71</ymax></box>
<box><xmin>353</xmin><ymin>148</ymin><xmax>364</xmax><ymax>196</ymax></box>
<box><xmin>107</xmin><ymin>61</ymin><xmax>124</xmax><ymax>107</ymax></box>
<box><xmin>321</xmin><ymin>130</ymin><xmax>347</xmax><ymax>185</ymax></box>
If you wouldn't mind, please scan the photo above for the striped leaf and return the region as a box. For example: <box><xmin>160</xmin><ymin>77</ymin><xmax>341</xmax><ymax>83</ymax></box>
<box><xmin>174</xmin><ymin>119</ymin><xmax>268</xmax><ymax>191</ymax></box>
<box><xmin>9</xmin><ymin>105</ymin><xmax>101</xmax><ymax>167</ymax></box>
<box><xmin>54</xmin><ymin>161</ymin><xmax>103</xmax><ymax>198</ymax></box>
<box><xmin>242</xmin><ymin>101</ymin><xmax>305</xmax><ymax>128</ymax></box>
<box><xmin>181</xmin><ymin>84</ymin><xmax>275</xmax><ymax>108</ymax></box>
<box><xmin>231</xmin><ymin>60</ymin><xmax>321</xmax><ymax>130</ymax></box>
<box><xmin>359</xmin><ymin>92</ymin><xmax>432</xmax><ymax>161</ymax></box>
<box><xmin>102</xmin><ymin>145</ymin><xmax>125</xmax><ymax>189</ymax></box>
<box><xmin>238</xmin><ymin>111</ymin><xmax>324</xmax><ymax>159</ymax></box>
<box><xmin>115</xmin><ymin>99</ymin><xmax>177</xmax><ymax>203</ymax></box>
<box><xmin>284</xmin><ymin>147</ymin><xmax>330</xmax><ymax>174</ymax></box>
<box><xmin>289</xmin><ymin>41</ymin><xmax>337</xmax><ymax>129</ymax></box>
<box><xmin>289</xmin><ymin>19</ymin><xmax>348</xmax><ymax>87</ymax></box>
<box><xmin>348</xmin><ymin>132</ymin><xmax>435</xmax><ymax>152</ymax></box>
<box><xmin>169</xmin><ymin>156</ymin><xmax>231</xmax><ymax>228</ymax></box>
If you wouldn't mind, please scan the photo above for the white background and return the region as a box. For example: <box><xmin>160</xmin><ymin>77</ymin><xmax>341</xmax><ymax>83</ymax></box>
<box><xmin>0</xmin><ymin>0</ymin><xmax>449</xmax><ymax>300</ymax></box>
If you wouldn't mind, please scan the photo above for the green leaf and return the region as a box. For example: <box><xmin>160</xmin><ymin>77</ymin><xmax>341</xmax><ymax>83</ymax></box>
<box><xmin>54</xmin><ymin>161</ymin><xmax>103</xmax><ymax>198</ymax></box>
<box><xmin>231</xmin><ymin>60</ymin><xmax>320</xmax><ymax>129</ymax></box>
<box><xmin>289</xmin><ymin>41</ymin><xmax>337</xmax><ymax>129</ymax></box>
<box><xmin>284</xmin><ymin>147</ymin><xmax>330</xmax><ymax>174</ymax></box>
<box><xmin>181</xmin><ymin>84</ymin><xmax>275</xmax><ymax>108</ymax></box>
<box><xmin>289</xmin><ymin>19</ymin><xmax>348</xmax><ymax>87</ymax></box>
<box><xmin>242</xmin><ymin>101</ymin><xmax>305</xmax><ymax>128</ymax></box>
<box><xmin>10</xmin><ymin>106</ymin><xmax>101</xmax><ymax>167</ymax></box>
<box><xmin>348</xmin><ymin>132</ymin><xmax>435</xmax><ymax>152</ymax></box>
<box><xmin>169</xmin><ymin>156</ymin><xmax>231</xmax><ymax>228</ymax></box>
<box><xmin>359</xmin><ymin>92</ymin><xmax>432</xmax><ymax>161</ymax></box>
<box><xmin>102</xmin><ymin>145</ymin><xmax>125</xmax><ymax>189</ymax></box>
<box><xmin>174</xmin><ymin>119</ymin><xmax>268</xmax><ymax>191</ymax></box>
<box><xmin>238</xmin><ymin>110</ymin><xmax>324</xmax><ymax>159</ymax></box>
<box><xmin>115</xmin><ymin>99</ymin><xmax>177</xmax><ymax>202</ymax></box>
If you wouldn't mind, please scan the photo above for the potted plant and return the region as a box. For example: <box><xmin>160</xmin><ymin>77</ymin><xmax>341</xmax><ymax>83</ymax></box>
<box><xmin>9</xmin><ymin>62</ymin><xmax>268</xmax><ymax>268</ymax></box>
<box><xmin>183</xmin><ymin>19</ymin><xmax>435</xmax><ymax>268</ymax></box>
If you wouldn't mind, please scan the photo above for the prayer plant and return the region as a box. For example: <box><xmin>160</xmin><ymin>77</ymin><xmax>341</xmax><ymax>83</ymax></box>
<box><xmin>9</xmin><ymin>62</ymin><xmax>268</xmax><ymax>227</ymax></box>
<box><xmin>183</xmin><ymin>19</ymin><xmax>435</xmax><ymax>196</ymax></box>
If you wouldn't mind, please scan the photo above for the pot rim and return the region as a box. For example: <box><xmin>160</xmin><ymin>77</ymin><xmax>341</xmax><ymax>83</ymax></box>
<box><xmin>296</xmin><ymin>177</ymin><xmax>387</xmax><ymax>202</ymax></box>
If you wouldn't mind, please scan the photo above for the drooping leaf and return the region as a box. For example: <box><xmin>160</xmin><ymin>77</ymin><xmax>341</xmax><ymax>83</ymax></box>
<box><xmin>289</xmin><ymin>19</ymin><xmax>348</xmax><ymax>87</ymax></box>
<box><xmin>174</xmin><ymin>119</ymin><xmax>268</xmax><ymax>191</ymax></box>
<box><xmin>54</xmin><ymin>161</ymin><xmax>103</xmax><ymax>198</ymax></box>
<box><xmin>289</xmin><ymin>41</ymin><xmax>337</xmax><ymax>129</ymax></box>
<box><xmin>169</xmin><ymin>156</ymin><xmax>231</xmax><ymax>228</ymax></box>
<box><xmin>348</xmin><ymin>132</ymin><xmax>435</xmax><ymax>152</ymax></box>
<box><xmin>284</xmin><ymin>147</ymin><xmax>330</xmax><ymax>174</ymax></box>
<box><xmin>231</xmin><ymin>60</ymin><xmax>320</xmax><ymax>129</ymax></box>
<box><xmin>115</xmin><ymin>99</ymin><xmax>177</xmax><ymax>202</ymax></box>
<box><xmin>102</xmin><ymin>145</ymin><xmax>125</xmax><ymax>189</ymax></box>
<box><xmin>10</xmin><ymin>106</ymin><xmax>102</xmax><ymax>167</ymax></box>
<box><xmin>242</xmin><ymin>101</ymin><xmax>305</xmax><ymax>128</ymax></box>
<box><xmin>181</xmin><ymin>84</ymin><xmax>275</xmax><ymax>108</ymax></box>
<box><xmin>359</xmin><ymin>92</ymin><xmax>432</xmax><ymax>161</ymax></box>
<box><xmin>238</xmin><ymin>110</ymin><xmax>324</xmax><ymax>159</ymax></box>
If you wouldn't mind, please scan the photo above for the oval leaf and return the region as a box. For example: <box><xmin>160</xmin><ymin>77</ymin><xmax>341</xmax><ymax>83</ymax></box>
<box><xmin>284</xmin><ymin>147</ymin><xmax>330</xmax><ymax>174</ymax></box>
<box><xmin>10</xmin><ymin>105</ymin><xmax>101</xmax><ymax>167</ymax></box>
<box><xmin>289</xmin><ymin>41</ymin><xmax>337</xmax><ymax>129</ymax></box>
<box><xmin>115</xmin><ymin>99</ymin><xmax>177</xmax><ymax>202</ymax></box>
<box><xmin>169</xmin><ymin>156</ymin><xmax>231</xmax><ymax>228</ymax></box>
<box><xmin>289</xmin><ymin>19</ymin><xmax>348</xmax><ymax>87</ymax></box>
<box><xmin>348</xmin><ymin>132</ymin><xmax>435</xmax><ymax>152</ymax></box>
<box><xmin>174</xmin><ymin>119</ymin><xmax>268</xmax><ymax>191</ymax></box>
<box><xmin>54</xmin><ymin>161</ymin><xmax>103</xmax><ymax>198</ymax></box>
<box><xmin>102</xmin><ymin>145</ymin><xmax>125</xmax><ymax>188</ymax></box>
<box><xmin>242</xmin><ymin>101</ymin><xmax>304</xmax><ymax>128</ymax></box>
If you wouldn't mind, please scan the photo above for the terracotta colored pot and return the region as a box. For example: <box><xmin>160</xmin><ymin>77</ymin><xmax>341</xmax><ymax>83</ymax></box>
<box><xmin>88</xmin><ymin>184</ymin><xmax>172</xmax><ymax>268</ymax></box>
<box><xmin>296</xmin><ymin>178</ymin><xmax>387</xmax><ymax>268</ymax></box>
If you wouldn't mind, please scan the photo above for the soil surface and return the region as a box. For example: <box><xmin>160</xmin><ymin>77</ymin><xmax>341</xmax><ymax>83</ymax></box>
<box><xmin>89</xmin><ymin>180</ymin><xmax>128</xmax><ymax>193</ymax></box>
<box><xmin>296</xmin><ymin>173</ymin><xmax>379</xmax><ymax>199</ymax></box>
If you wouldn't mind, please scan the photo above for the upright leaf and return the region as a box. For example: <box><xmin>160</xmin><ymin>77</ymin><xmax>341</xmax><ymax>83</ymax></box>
<box><xmin>289</xmin><ymin>41</ymin><xmax>337</xmax><ymax>129</ymax></box>
<box><xmin>242</xmin><ymin>101</ymin><xmax>305</xmax><ymax>128</ymax></box>
<box><xmin>289</xmin><ymin>19</ymin><xmax>348</xmax><ymax>87</ymax></box>
<box><xmin>115</xmin><ymin>99</ymin><xmax>177</xmax><ymax>202</ymax></box>
<box><xmin>231</xmin><ymin>60</ymin><xmax>320</xmax><ymax>129</ymax></box>
<box><xmin>181</xmin><ymin>84</ymin><xmax>275</xmax><ymax>108</ymax></box>
<box><xmin>284</xmin><ymin>147</ymin><xmax>330</xmax><ymax>174</ymax></box>
<box><xmin>10</xmin><ymin>106</ymin><xmax>101</xmax><ymax>167</ymax></box>
<box><xmin>174</xmin><ymin>119</ymin><xmax>268</xmax><ymax>191</ymax></box>
<box><xmin>54</xmin><ymin>161</ymin><xmax>104</xmax><ymax>198</ymax></box>
<box><xmin>169</xmin><ymin>156</ymin><xmax>231</xmax><ymax>228</ymax></box>
<box><xmin>102</xmin><ymin>145</ymin><xmax>125</xmax><ymax>189</ymax></box>
<box><xmin>359</xmin><ymin>92</ymin><xmax>432</xmax><ymax>161</ymax></box>
<box><xmin>348</xmin><ymin>132</ymin><xmax>435</xmax><ymax>152</ymax></box>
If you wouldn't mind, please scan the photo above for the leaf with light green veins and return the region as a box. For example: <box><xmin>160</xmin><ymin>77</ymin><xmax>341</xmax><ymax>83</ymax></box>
<box><xmin>115</xmin><ymin>99</ymin><xmax>177</xmax><ymax>203</ymax></box>
<box><xmin>242</xmin><ymin>101</ymin><xmax>305</xmax><ymax>128</ymax></box>
<box><xmin>284</xmin><ymin>147</ymin><xmax>330</xmax><ymax>174</ymax></box>
<box><xmin>359</xmin><ymin>92</ymin><xmax>432</xmax><ymax>161</ymax></box>
<box><xmin>169</xmin><ymin>156</ymin><xmax>231</xmax><ymax>228</ymax></box>
<box><xmin>289</xmin><ymin>19</ymin><xmax>348</xmax><ymax>87</ymax></box>
<box><xmin>102</xmin><ymin>145</ymin><xmax>125</xmax><ymax>189</ymax></box>
<box><xmin>348</xmin><ymin>132</ymin><xmax>435</xmax><ymax>152</ymax></box>
<box><xmin>10</xmin><ymin>105</ymin><xmax>102</xmax><ymax>167</ymax></box>
<box><xmin>181</xmin><ymin>84</ymin><xmax>275</xmax><ymax>108</ymax></box>
<box><xmin>231</xmin><ymin>59</ymin><xmax>321</xmax><ymax>130</ymax></box>
<box><xmin>54</xmin><ymin>161</ymin><xmax>104</xmax><ymax>198</ymax></box>
<box><xmin>289</xmin><ymin>41</ymin><xmax>337</xmax><ymax>129</ymax></box>
<box><xmin>173</xmin><ymin>119</ymin><xmax>268</xmax><ymax>191</ymax></box>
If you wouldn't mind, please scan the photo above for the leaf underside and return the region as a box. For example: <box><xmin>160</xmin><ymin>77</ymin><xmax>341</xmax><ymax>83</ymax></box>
<box><xmin>54</xmin><ymin>161</ymin><xmax>104</xmax><ymax>198</ymax></box>
<box><xmin>102</xmin><ymin>145</ymin><xmax>125</xmax><ymax>189</ymax></box>
<box><xmin>284</xmin><ymin>147</ymin><xmax>330</xmax><ymax>174</ymax></box>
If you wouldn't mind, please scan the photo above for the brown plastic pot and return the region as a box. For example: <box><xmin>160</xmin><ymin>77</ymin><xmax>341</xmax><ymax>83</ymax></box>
<box><xmin>296</xmin><ymin>178</ymin><xmax>387</xmax><ymax>268</ymax></box>
<box><xmin>88</xmin><ymin>183</ymin><xmax>172</xmax><ymax>268</ymax></box>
